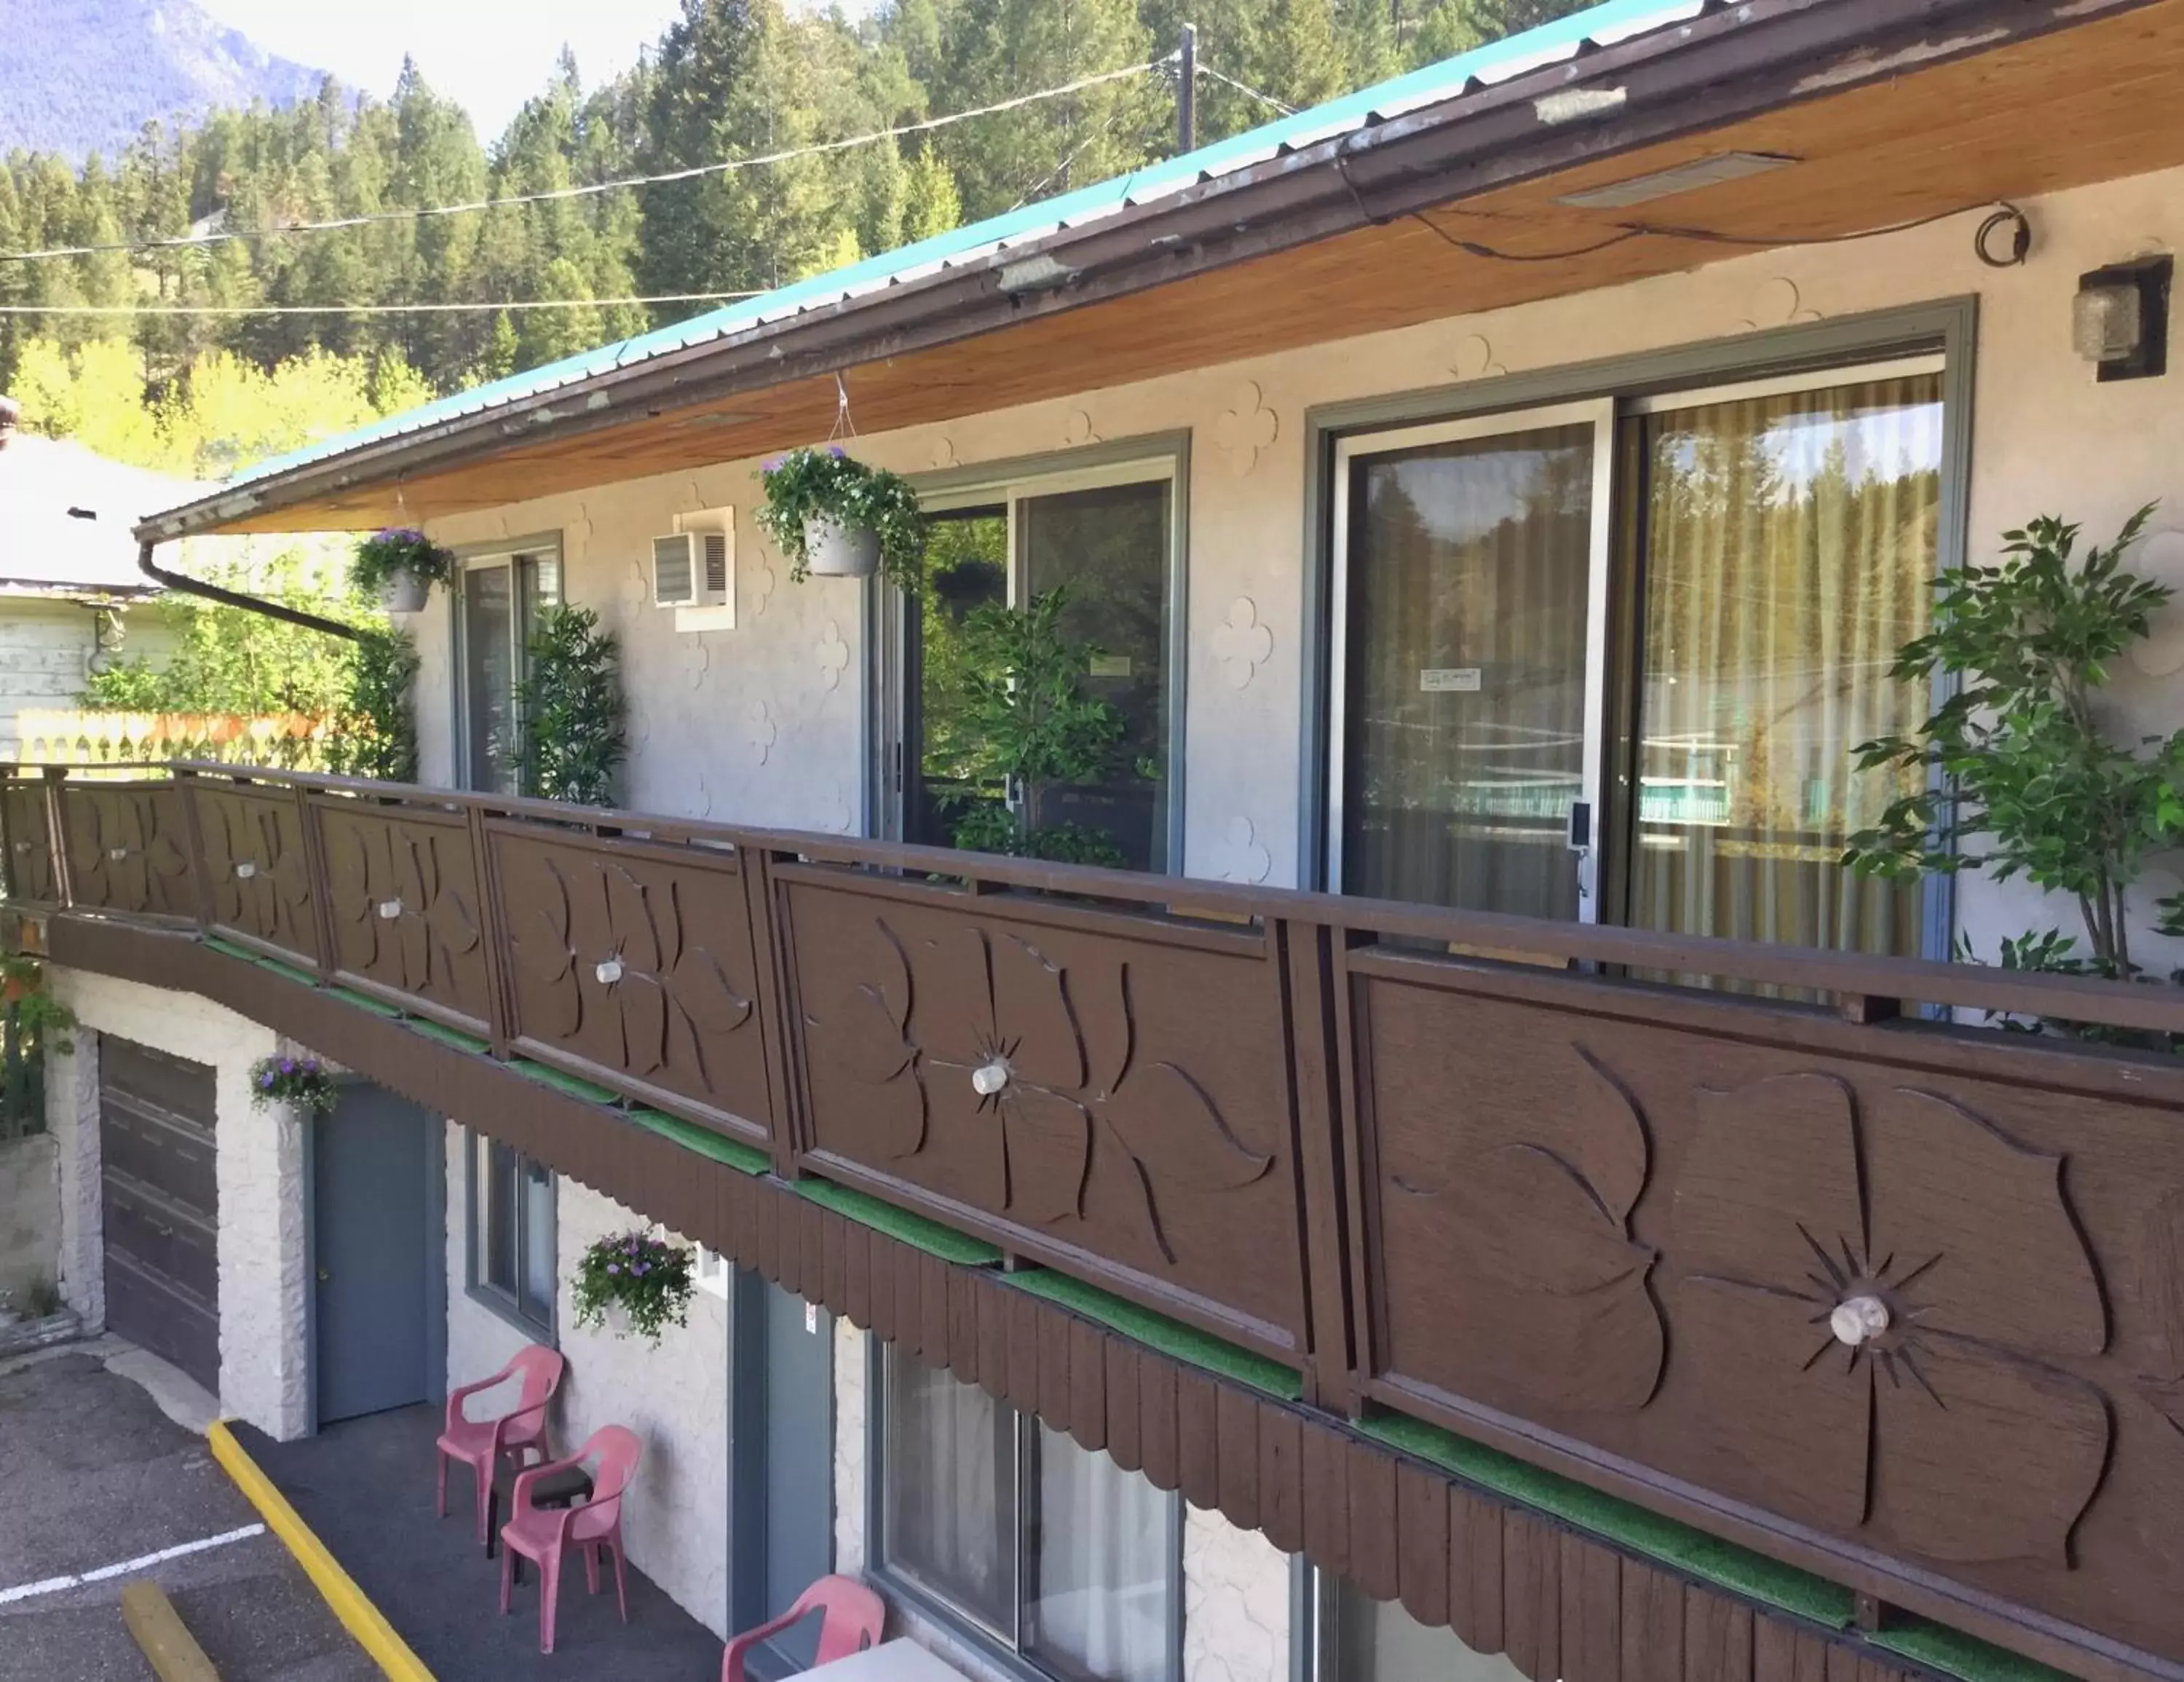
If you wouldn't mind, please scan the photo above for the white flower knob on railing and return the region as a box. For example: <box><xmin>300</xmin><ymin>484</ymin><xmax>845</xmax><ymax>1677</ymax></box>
<box><xmin>595</xmin><ymin>958</ymin><xmax>625</xmax><ymax>985</ymax></box>
<box><xmin>376</xmin><ymin>899</ymin><xmax>404</xmax><ymax>921</ymax></box>
<box><xmin>108</xmin><ymin>847</ymin><xmax>129</xmax><ymax>862</ymax></box>
<box><xmin>971</xmin><ymin>1057</ymin><xmax>1012</xmax><ymax>1098</ymax></box>
<box><xmin>1829</xmin><ymin>1294</ymin><xmax>1891</xmax><ymax>1347</ymax></box>
<box><xmin>234</xmin><ymin>861</ymin><xmax>257</xmax><ymax>880</ymax></box>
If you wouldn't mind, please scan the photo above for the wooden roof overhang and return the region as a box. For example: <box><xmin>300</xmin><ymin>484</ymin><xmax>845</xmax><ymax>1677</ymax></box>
<box><xmin>141</xmin><ymin>0</ymin><xmax>2184</xmax><ymax>540</ymax></box>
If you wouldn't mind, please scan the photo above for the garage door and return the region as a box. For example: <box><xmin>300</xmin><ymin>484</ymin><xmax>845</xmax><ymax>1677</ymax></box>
<box><xmin>100</xmin><ymin>1038</ymin><xmax>220</xmax><ymax>1394</ymax></box>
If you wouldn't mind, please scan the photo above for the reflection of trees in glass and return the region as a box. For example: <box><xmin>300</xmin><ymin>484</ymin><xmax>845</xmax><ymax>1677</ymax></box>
<box><xmin>917</xmin><ymin>511</ymin><xmax>1009</xmax><ymax>804</ymax></box>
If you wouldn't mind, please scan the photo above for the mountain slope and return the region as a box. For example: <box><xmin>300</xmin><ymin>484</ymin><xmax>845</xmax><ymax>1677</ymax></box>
<box><xmin>0</xmin><ymin>0</ymin><xmax>325</xmax><ymax>160</ymax></box>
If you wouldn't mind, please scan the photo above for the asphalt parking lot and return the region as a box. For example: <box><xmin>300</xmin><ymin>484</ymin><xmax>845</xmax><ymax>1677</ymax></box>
<box><xmin>0</xmin><ymin>1338</ymin><xmax>377</xmax><ymax>1682</ymax></box>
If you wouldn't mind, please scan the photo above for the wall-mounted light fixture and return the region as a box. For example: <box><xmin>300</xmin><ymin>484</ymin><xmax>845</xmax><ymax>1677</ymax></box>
<box><xmin>2073</xmin><ymin>255</ymin><xmax>2171</xmax><ymax>382</ymax></box>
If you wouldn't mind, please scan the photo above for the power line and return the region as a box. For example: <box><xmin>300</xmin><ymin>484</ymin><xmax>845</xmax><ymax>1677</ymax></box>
<box><xmin>1</xmin><ymin>57</ymin><xmax>1175</xmax><ymax>265</ymax></box>
<box><xmin>1193</xmin><ymin>61</ymin><xmax>1296</xmax><ymax>118</ymax></box>
<box><xmin>0</xmin><ymin>291</ymin><xmax>759</xmax><ymax>317</ymax></box>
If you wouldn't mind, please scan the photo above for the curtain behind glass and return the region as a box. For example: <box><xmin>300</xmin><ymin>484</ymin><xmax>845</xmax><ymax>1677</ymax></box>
<box><xmin>882</xmin><ymin>1351</ymin><xmax>1016</xmax><ymax>1632</ymax></box>
<box><xmin>520</xmin><ymin>1156</ymin><xmax>555</xmax><ymax>1325</ymax></box>
<box><xmin>1628</xmin><ymin>375</ymin><xmax>1939</xmax><ymax>960</ymax></box>
<box><xmin>481</xmin><ymin>1138</ymin><xmax>516</xmax><ymax>1295</ymax></box>
<box><xmin>1341</xmin><ymin>424</ymin><xmax>1594</xmax><ymax>920</ymax></box>
<box><xmin>1026</xmin><ymin>1423</ymin><xmax>1171</xmax><ymax>1682</ymax></box>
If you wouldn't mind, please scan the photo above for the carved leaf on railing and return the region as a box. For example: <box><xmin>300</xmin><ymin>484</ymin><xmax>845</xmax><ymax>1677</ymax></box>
<box><xmin>201</xmin><ymin>794</ymin><xmax>313</xmax><ymax>946</ymax></box>
<box><xmin>1673</xmin><ymin>1073</ymin><xmax>2110</xmax><ymax>1565</ymax></box>
<box><xmin>1385</xmin><ymin>1043</ymin><xmax>1663</xmax><ymax>1413</ymax></box>
<box><xmin>66</xmin><ymin>789</ymin><xmax>189</xmax><ymax>914</ymax></box>
<box><xmin>326</xmin><ymin>818</ymin><xmax>482</xmax><ymax>999</ymax></box>
<box><xmin>512</xmin><ymin>856</ymin><xmax>753</xmax><ymax>1087</ymax></box>
<box><xmin>1</xmin><ymin>786</ymin><xmax>57</xmax><ymax>903</ymax></box>
<box><xmin>823</xmin><ymin>919</ymin><xmax>1273</xmax><ymax>1263</ymax></box>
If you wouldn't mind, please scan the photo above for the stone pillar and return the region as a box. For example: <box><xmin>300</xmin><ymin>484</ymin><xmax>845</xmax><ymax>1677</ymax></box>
<box><xmin>43</xmin><ymin>1021</ymin><xmax>101</xmax><ymax>1329</ymax></box>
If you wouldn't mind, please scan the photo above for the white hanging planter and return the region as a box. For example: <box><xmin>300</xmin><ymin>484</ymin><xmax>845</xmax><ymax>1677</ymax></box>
<box><xmin>802</xmin><ymin>516</ymin><xmax>882</xmax><ymax>580</ymax></box>
<box><xmin>379</xmin><ymin>567</ymin><xmax>430</xmax><ymax>614</ymax></box>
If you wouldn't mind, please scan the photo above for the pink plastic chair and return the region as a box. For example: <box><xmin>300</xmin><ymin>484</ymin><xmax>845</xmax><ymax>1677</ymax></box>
<box><xmin>435</xmin><ymin>1346</ymin><xmax>566</xmax><ymax>1547</ymax></box>
<box><xmin>499</xmin><ymin>1424</ymin><xmax>644</xmax><ymax>1654</ymax></box>
<box><xmin>721</xmin><ymin>1575</ymin><xmax>886</xmax><ymax>1682</ymax></box>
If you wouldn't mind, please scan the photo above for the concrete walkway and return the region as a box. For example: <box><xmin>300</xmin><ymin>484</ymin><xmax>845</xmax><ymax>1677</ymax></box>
<box><xmin>0</xmin><ymin>1339</ymin><xmax>376</xmax><ymax>1682</ymax></box>
<box><xmin>231</xmin><ymin>1404</ymin><xmax>727</xmax><ymax>1679</ymax></box>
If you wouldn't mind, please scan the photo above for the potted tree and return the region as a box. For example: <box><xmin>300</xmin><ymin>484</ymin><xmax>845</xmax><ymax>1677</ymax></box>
<box><xmin>757</xmin><ymin>446</ymin><xmax>926</xmax><ymax>585</ymax></box>
<box><xmin>349</xmin><ymin>528</ymin><xmax>456</xmax><ymax>614</ymax></box>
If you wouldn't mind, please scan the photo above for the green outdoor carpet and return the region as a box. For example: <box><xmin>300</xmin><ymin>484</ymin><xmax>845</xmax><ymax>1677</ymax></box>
<box><xmin>792</xmin><ymin>1179</ymin><xmax>1002</xmax><ymax>1267</ymax></box>
<box><xmin>505</xmin><ymin>1056</ymin><xmax>618</xmax><ymax>1102</ymax></box>
<box><xmin>1871</xmin><ymin>1619</ymin><xmax>2075</xmax><ymax>1682</ymax></box>
<box><xmin>1002</xmin><ymin>1269</ymin><xmax>1303</xmax><ymax>1402</ymax></box>
<box><xmin>204</xmin><ymin>935</ymin><xmax>320</xmax><ymax>990</ymax></box>
<box><xmin>406</xmin><ymin>1018</ymin><xmax>494</xmax><ymax>1057</ymax></box>
<box><xmin>627</xmin><ymin>1107</ymin><xmax>771</xmax><ymax>1177</ymax></box>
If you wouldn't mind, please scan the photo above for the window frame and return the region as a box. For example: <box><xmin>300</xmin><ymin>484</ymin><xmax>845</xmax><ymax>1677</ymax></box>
<box><xmin>1298</xmin><ymin>301</ymin><xmax>1977</xmax><ymax>965</ymax></box>
<box><xmin>462</xmin><ymin>1127</ymin><xmax>557</xmax><ymax>1341</ymax></box>
<box><xmin>874</xmin><ymin>433</ymin><xmax>1191</xmax><ymax>869</ymax></box>
<box><xmin>864</xmin><ymin>1335</ymin><xmax>1187</xmax><ymax>1682</ymax></box>
<box><xmin>451</xmin><ymin>532</ymin><xmax>564</xmax><ymax>795</ymax></box>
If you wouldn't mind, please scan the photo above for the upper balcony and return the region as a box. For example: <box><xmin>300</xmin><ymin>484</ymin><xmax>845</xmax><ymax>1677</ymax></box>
<box><xmin>4</xmin><ymin>760</ymin><xmax>2182</xmax><ymax>1682</ymax></box>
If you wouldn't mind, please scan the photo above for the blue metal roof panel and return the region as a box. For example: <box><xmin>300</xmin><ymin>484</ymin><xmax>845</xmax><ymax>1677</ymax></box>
<box><xmin>226</xmin><ymin>0</ymin><xmax>1704</xmax><ymax>494</ymax></box>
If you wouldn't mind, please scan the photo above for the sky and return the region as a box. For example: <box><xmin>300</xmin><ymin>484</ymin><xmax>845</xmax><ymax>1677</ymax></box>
<box><xmin>197</xmin><ymin>0</ymin><xmax>887</xmax><ymax>139</ymax></box>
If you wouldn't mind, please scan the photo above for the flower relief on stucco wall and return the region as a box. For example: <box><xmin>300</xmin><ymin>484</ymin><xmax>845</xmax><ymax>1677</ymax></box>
<box><xmin>680</xmin><ymin>632</ymin><xmax>711</xmax><ymax>692</ymax></box>
<box><xmin>1740</xmin><ymin>277</ymin><xmax>1824</xmax><ymax>332</ymax></box>
<box><xmin>1211</xmin><ymin>596</ymin><xmax>1274</xmax><ymax>690</ymax></box>
<box><xmin>815</xmin><ymin>621</ymin><xmax>850</xmax><ymax>692</ymax></box>
<box><xmin>1220</xmin><ymin>818</ymin><xmax>1271</xmax><ymax>885</ymax></box>
<box><xmin>1061</xmin><ymin>409</ymin><xmax>1102</xmax><ymax>448</ymax></box>
<box><xmin>745</xmin><ymin>700</ymin><xmax>777</xmax><ymax>767</ymax></box>
<box><xmin>1449</xmin><ymin>335</ymin><xmax>1508</xmax><ymax>382</ymax></box>
<box><xmin>928</xmin><ymin>437</ymin><xmax>958</xmax><ymax>470</ymax></box>
<box><xmin>1212</xmin><ymin>383</ymin><xmax>1278</xmax><ymax>475</ymax></box>
<box><xmin>563</xmin><ymin>503</ymin><xmax>595</xmax><ymax>567</ymax></box>
<box><xmin>746</xmin><ymin>531</ymin><xmax>778</xmax><ymax>619</ymax></box>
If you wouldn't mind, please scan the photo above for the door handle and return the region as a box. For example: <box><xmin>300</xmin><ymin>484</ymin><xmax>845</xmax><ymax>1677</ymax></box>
<box><xmin>317</xmin><ymin>1268</ymin><xmax>331</xmax><ymax>1283</ymax></box>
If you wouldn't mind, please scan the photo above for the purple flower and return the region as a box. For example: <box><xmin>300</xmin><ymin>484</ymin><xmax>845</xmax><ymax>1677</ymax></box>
<box><xmin>633</xmin><ymin>1262</ymin><xmax>649</xmax><ymax>1276</ymax></box>
<box><xmin>606</xmin><ymin>1262</ymin><xmax>621</xmax><ymax>1275</ymax></box>
<box><xmin>280</xmin><ymin>1058</ymin><xmax>295</xmax><ymax>1075</ymax></box>
<box><xmin>763</xmin><ymin>458</ymin><xmax>783</xmax><ymax>473</ymax></box>
<box><xmin>828</xmin><ymin>444</ymin><xmax>846</xmax><ymax>458</ymax></box>
<box><xmin>261</xmin><ymin>1072</ymin><xmax>276</xmax><ymax>1089</ymax></box>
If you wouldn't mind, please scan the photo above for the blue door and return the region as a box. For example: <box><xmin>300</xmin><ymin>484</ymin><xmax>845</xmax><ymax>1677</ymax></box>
<box><xmin>313</xmin><ymin>1084</ymin><xmax>444</xmax><ymax>1426</ymax></box>
<box><xmin>730</xmin><ymin>1274</ymin><xmax>835</xmax><ymax>1669</ymax></box>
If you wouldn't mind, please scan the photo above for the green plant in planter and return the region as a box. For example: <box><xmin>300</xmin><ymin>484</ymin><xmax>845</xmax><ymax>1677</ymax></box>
<box><xmin>1845</xmin><ymin>504</ymin><xmax>2184</xmax><ymax>1048</ymax></box>
<box><xmin>756</xmin><ymin>446</ymin><xmax>927</xmax><ymax>588</ymax></box>
<box><xmin>937</xmin><ymin>585</ymin><xmax>1132</xmax><ymax>866</ymax></box>
<box><xmin>518</xmin><ymin>604</ymin><xmax>625</xmax><ymax>806</ymax></box>
<box><xmin>327</xmin><ymin>625</ymin><xmax>419</xmax><ymax>783</ymax></box>
<box><xmin>1</xmin><ymin>956</ymin><xmax>74</xmax><ymax>1055</ymax></box>
<box><xmin>348</xmin><ymin>528</ymin><xmax>456</xmax><ymax>604</ymax></box>
<box><xmin>248</xmin><ymin>1054</ymin><xmax>339</xmax><ymax>1116</ymax></box>
<box><xmin>571</xmin><ymin>1229</ymin><xmax>694</xmax><ymax>1345</ymax></box>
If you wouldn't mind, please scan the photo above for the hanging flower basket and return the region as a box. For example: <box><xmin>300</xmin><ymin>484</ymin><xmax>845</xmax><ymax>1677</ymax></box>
<box><xmin>349</xmin><ymin>528</ymin><xmax>456</xmax><ymax>613</ymax></box>
<box><xmin>757</xmin><ymin>447</ymin><xmax>925</xmax><ymax>589</ymax></box>
<box><xmin>248</xmin><ymin>1054</ymin><xmax>339</xmax><ymax>1117</ymax></box>
<box><xmin>571</xmin><ymin>1229</ymin><xmax>694</xmax><ymax>1346</ymax></box>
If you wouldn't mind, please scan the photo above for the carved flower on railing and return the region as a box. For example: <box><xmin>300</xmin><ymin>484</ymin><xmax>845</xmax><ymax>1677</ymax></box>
<box><xmin>1672</xmin><ymin>1072</ymin><xmax>2110</xmax><ymax>1565</ymax></box>
<box><xmin>826</xmin><ymin>920</ymin><xmax>1273</xmax><ymax>1263</ymax></box>
<box><xmin>204</xmin><ymin>798</ymin><xmax>312</xmax><ymax>936</ymax></box>
<box><xmin>514</xmin><ymin>858</ymin><xmax>752</xmax><ymax>1088</ymax></box>
<box><xmin>327</xmin><ymin>820</ymin><xmax>481</xmax><ymax>997</ymax></box>
<box><xmin>1385</xmin><ymin>1043</ymin><xmax>1662</xmax><ymax>1413</ymax></box>
<box><xmin>68</xmin><ymin>792</ymin><xmax>187</xmax><ymax>912</ymax></box>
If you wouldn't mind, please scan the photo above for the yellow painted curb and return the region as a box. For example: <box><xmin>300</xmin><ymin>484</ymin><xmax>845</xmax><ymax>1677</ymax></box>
<box><xmin>120</xmin><ymin>1579</ymin><xmax>221</xmax><ymax>1682</ymax></box>
<box><xmin>207</xmin><ymin>1419</ymin><xmax>435</xmax><ymax>1682</ymax></box>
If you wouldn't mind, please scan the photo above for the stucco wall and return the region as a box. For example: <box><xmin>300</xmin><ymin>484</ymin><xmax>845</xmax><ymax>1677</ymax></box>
<box><xmin>42</xmin><ymin>1026</ymin><xmax>100</xmax><ymax>1327</ymax></box>
<box><xmin>439</xmin><ymin>1126</ymin><xmax>732</xmax><ymax>1637</ymax></box>
<box><xmin>44</xmin><ymin>967</ymin><xmax>306</xmax><ymax>1437</ymax></box>
<box><xmin>421</xmin><ymin>159</ymin><xmax>2184</xmax><ymax>974</ymax></box>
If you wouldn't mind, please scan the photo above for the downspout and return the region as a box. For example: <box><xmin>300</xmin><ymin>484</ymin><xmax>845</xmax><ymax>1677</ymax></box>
<box><xmin>137</xmin><ymin>538</ymin><xmax>360</xmax><ymax>641</ymax></box>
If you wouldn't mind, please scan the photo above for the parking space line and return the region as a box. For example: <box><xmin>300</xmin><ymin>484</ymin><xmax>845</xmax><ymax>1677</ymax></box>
<box><xmin>0</xmin><ymin>1524</ymin><xmax>266</xmax><ymax>1606</ymax></box>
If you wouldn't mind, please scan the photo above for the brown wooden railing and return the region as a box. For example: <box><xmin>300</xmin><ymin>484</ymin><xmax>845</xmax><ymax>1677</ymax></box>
<box><xmin>6</xmin><ymin>762</ymin><xmax>2183</xmax><ymax>1682</ymax></box>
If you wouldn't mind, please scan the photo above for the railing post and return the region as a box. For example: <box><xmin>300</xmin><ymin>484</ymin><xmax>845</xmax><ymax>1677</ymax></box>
<box><xmin>41</xmin><ymin>768</ymin><xmax>74</xmax><ymax>910</ymax></box>
<box><xmin>466</xmin><ymin>798</ymin><xmax>516</xmax><ymax>1059</ymax></box>
<box><xmin>1281</xmin><ymin>915</ymin><xmax>1364</xmax><ymax>1416</ymax></box>
<box><xmin>291</xmin><ymin>777</ymin><xmax>338</xmax><ymax>983</ymax></box>
<box><xmin>739</xmin><ymin>840</ymin><xmax>805</xmax><ymax>1181</ymax></box>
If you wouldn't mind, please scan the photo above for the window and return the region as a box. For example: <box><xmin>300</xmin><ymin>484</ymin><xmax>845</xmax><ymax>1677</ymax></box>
<box><xmin>467</xmin><ymin>1131</ymin><xmax>555</xmax><ymax>1336</ymax></box>
<box><xmin>874</xmin><ymin>1344</ymin><xmax>1179</xmax><ymax>1682</ymax></box>
<box><xmin>1328</xmin><ymin>351</ymin><xmax>1950</xmax><ymax>964</ymax></box>
<box><xmin>1317</xmin><ymin>1577</ymin><xmax>1522</xmax><ymax>1682</ymax></box>
<box><xmin>886</xmin><ymin>449</ymin><xmax>1182</xmax><ymax>872</ymax></box>
<box><xmin>456</xmin><ymin>545</ymin><xmax>562</xmax><ymax>794</ymax></box>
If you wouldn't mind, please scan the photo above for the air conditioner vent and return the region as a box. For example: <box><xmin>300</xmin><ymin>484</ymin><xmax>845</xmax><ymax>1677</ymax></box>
<box><xmin>652</xmin><ymin>533</ymin><xmax>698</xmax><ymax>607</ymax></box>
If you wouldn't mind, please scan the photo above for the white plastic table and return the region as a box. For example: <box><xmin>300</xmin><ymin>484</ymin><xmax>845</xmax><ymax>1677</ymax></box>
<box><xmin>802</xmin><ymin>1638</ymin><xmax>976</xmax><ymax>1682</ymax></box>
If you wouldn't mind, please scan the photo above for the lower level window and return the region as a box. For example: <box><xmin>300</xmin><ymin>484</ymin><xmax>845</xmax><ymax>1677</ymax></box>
<box><xmin>877</xmin><ymin>1344</ymin><xmax>1179</xmax><ymax>1682</ymax></box>
<box><xmin>470</xmin><ymin>1132</ymin><xmax>555</xmax><ymax>1336</ymax></box>
<box><xmin>1320</xmin><ymin>1578</ymin><xmax>1522</xmax><ymax>1682</ymax></box>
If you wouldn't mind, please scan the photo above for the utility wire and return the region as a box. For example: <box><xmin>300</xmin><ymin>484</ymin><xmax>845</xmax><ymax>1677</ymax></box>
<box><xmin>0</xmin><ymin>291</ymin><xmax>760</xmax><ymax>317</ymax></box>
<box><xmin>1192</xmin><ymin>61</ymin><xmax>1295</xmax><ymax>118</ymax></box>
<box><xmin>0</xmin><ymin>55</ymin><xmax>1175</xmax><ymax>265</ymax></box>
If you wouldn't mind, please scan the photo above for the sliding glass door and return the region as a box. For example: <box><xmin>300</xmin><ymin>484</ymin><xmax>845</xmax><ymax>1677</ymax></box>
<box><xmin>1331</xmin><ymin>402</ymin><xmax>1613</xmax><ymax>923</ymax></box>
<box><xmin>456</xmin><ymin>548</ymin><xmax>560</xmax><ymax>795</ymax></box>
<box><xmin>1330</xmin><ymin>360</ymin><xmax>1946</xmax><ymax>962</ymax></box>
